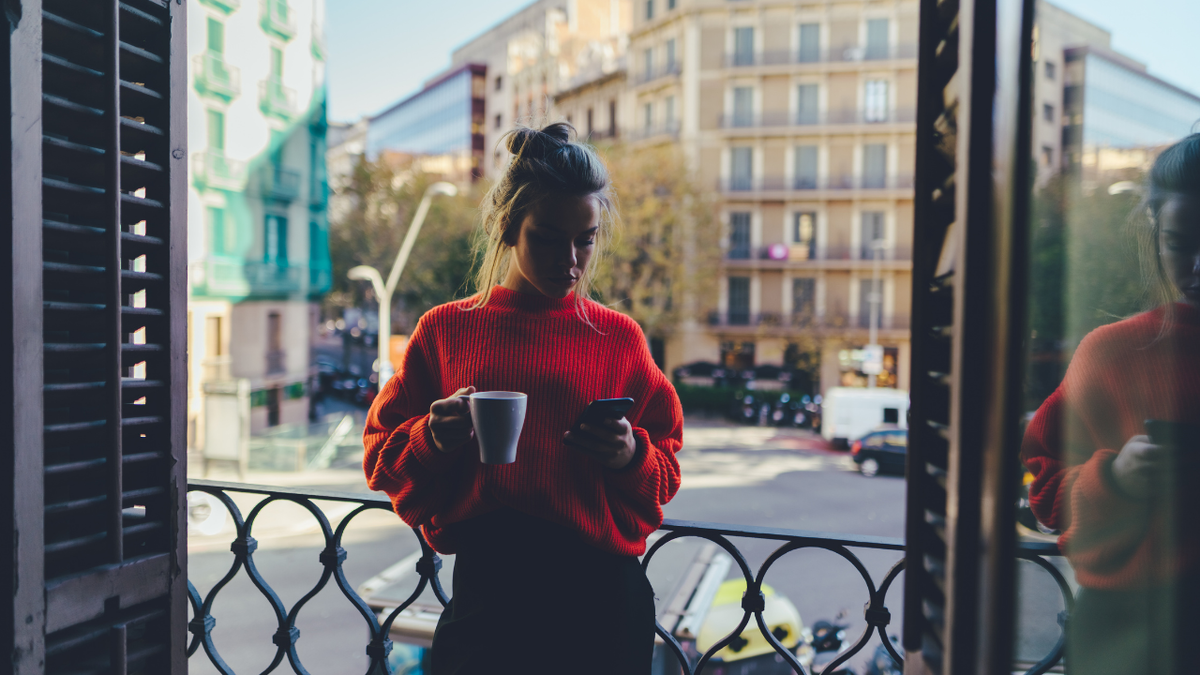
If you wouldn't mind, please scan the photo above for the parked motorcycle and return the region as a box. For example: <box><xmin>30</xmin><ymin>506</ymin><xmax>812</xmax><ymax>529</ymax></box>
<box><xmin>800</xmin><ymin>618</ymin><xmax>856</xmax><ymax>675</ymax></box>
<box><xmin>862</xmin><ymin>636</ymin><xmax>903</xmax><ymax>675</ymax></box>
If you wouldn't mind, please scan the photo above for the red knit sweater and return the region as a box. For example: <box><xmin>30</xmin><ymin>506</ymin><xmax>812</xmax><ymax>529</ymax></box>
<box><xmin>362</xmin><ymin>286</ymin><xmax>684</xmax><ymax>556</ymax></box>
<box><xmin>1021</xmin><ymin>303</ymin><xmax>1200</xmax><ymax>590</ymax></box>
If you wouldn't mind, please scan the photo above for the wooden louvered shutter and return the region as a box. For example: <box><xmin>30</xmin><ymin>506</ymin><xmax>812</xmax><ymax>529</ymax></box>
<box><xmin>6</xmin><ymin>0</ymin><xmax>187</xmax><ymax>672</ymax></box>
<box><xmin>903</xmin><ymin>0</ymin><xmax>1033</xmax><ymax>672</ymax></box>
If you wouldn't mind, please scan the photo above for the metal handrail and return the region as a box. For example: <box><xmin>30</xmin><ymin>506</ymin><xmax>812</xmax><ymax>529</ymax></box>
<box><xmin>185</xmin><ymin>479</ymin><xmax>1070</xmax><ymax>675</ymax></box>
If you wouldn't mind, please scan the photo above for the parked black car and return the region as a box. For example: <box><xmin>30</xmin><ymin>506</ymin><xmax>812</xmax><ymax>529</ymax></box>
<box><xmin>850</xmin><ymin>428</ymin><xmax>907</xmax><ymax>477</ymax></box>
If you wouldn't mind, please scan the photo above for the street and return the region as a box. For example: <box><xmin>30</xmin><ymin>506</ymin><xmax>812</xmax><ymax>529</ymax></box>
<box><xmin>188</xmin><ymin>422</ymin><xmax>1068</xmax><ymax>673</ymax></box>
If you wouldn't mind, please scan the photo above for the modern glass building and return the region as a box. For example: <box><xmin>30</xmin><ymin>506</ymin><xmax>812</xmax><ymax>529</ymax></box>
<box><xmin>366</xmin><ymin>63</ymin><xmax>487</xmax><ymax>181</ymax></box>
<box><xmin>1063</xmin><ymin>46</ymin><xmax>1200</xmax><ymax>167</ymax></box>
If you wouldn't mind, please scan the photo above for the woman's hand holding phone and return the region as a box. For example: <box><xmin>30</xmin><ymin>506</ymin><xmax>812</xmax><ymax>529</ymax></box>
<box><xmin>564</xmin><ymin>417</ymin><xmax>637</xmax><ymax>470</ymax></box>
<box><xmin>1111</xmin><ymin>434</ymin><xmax>1166</xmax><ymax>499</ymax></box>
<box><xmin>429</xmin><ymin>386</ymin><xmax>476</xmax><ymax>453</ymax></box>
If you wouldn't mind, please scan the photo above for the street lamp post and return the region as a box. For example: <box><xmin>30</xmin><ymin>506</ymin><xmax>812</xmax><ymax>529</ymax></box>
<box><xmin>348</xmin><ymin>181</ymin><xmax>458</xmax><ymax>385</ymax></box>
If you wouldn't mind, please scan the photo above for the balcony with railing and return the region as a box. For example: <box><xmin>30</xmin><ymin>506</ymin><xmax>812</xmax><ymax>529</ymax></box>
<box><xmin>719</xmin><ymin>108</ymin><xmax>917</xmax><ymax>130</ymax></box>
<box><xmin>189</xmin><ymin>259</ymin><xmax>308</xmax><ymax>299</ymax></box>
<box><xmin>185</xmin><ymin>480</ymin><xmax>1073</xmax><ymax>675</ymax></box>
<box><xmin>724</xmin><ymin>244</ymin><xmax>914</xmax><ymax>269</ymax></box>
<box><xmin>719</xmin><ymin>175</ymin><xmax>916</xmax><ymax>196</ymax></box>
<box><xmin>706</xmin><ymin>311</ymin><xmax>912</xmax><ymax>334</ymax></box>
<box><xmin>259</xmin><ymin>78</ymin><xmax>297</xmax><ymax>120</ymax></box>
<box><xmin>628</xmin><ymin>120</ymin><xmax>682</xmax><ymax>143</ymax></box>
<box><xmin>723</xmin><ymin>44</ymin><xmax>919</xmax><ymax>69</ymax></box>
<box><xmin>260</xmin><ymin>0</ymin><xmax>296</xmax><ymax>41</ymax></box>
<box><xmin>192</xmin><ymin>151</ymin><xmax>248</xmax><ymax>192</ymax></box>
<box><xmin>632</xmin><ymin>61</ymin><xmax>682</xmax><ymax>86</ymax></box>
<box><xmin>261</xmin><ymin>166</ymin><xmax>301</xmax><ymax>201</ymax></box>
<box><xmin>192</xmin><ymin>52</ymin><xmax>241</xmax><ymax>101</ymax></box>
<box><xmin>199</xmin><ymin>0</ymin><xmax>241</xmax><ymax>11</ymax></box>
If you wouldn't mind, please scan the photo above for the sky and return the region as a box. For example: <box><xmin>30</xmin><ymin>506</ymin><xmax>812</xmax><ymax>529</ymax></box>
<box><xmin>324</xmin><ymin>0</ymin><xmax>1200</xmax><ymax>124</ymax></box>
<box><xmin>1049</xmin><ymin>0</ymin><xmax>1200</xmax><ymax>99</ymax></box>
<box><xmin>325</xmin><ymin>0</ymin><xmax>530</xmax><ymax>122</ymax></box>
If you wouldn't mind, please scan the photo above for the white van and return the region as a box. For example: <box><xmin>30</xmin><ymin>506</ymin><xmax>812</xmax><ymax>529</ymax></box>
<box><xmin>820</xmin><ymin>387</ymin><xmax>910</xmax><ymax>449</ymax></box>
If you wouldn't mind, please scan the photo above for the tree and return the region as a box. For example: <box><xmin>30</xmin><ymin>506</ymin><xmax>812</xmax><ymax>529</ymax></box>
<box><xmin>326</xmin><ymin>156</ymin><xmax>479</xmax><ymax>334</ymax></box>
<box><xmin>592</xmin><ymin>142</ymin><xmax>720</xmax><ymax>339</ymax></box>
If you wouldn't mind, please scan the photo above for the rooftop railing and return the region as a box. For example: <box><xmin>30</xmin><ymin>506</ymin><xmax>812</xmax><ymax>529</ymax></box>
<box><xmin>186</xmin><ymin>480</ymin><xmax>1072</xmax><ymax>675</ymax></box>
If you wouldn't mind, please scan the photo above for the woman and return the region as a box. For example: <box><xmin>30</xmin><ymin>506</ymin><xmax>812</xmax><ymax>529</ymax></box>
<box><xmin>363</xmin><ymin>122</ymin><xmax>684</xmax><ymax>674</ymax></box>
<box><xmin>1021</xmin><ymin>134</ymin><xmax>1200</xmax><ymax>674</ymax></box>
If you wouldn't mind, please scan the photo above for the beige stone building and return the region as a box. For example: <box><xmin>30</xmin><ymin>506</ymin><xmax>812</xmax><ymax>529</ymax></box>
<box><xmin>557</xmin><ymin>0</ymin><xmax>920</xmax><ymax>393</ymax></box>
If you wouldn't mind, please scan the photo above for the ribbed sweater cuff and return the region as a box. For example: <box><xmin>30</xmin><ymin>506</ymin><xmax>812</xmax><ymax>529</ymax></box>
<box><xmin>408</xmin><ymin>415</ymin><xmax>459</xmax><ymax>474</ymax></box>
<box><xmin>608</xmin><ymin>427</ymin><xmax>658</xmax><ymax>495</ymax></box>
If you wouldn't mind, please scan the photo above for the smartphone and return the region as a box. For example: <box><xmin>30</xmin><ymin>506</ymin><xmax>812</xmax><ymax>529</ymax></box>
<box><xmin>568</xmin><ymin>398</ymin><xmax>635</xmax><ymax>437</ymax></box>
<box><xmin>1145</xmin><ymin>419</ymin><xmax>1200</xmax><ymax>446</ymax></box>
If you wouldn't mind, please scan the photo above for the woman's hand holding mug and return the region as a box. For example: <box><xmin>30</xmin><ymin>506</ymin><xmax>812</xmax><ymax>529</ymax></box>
<box><xmin>429</xmin><ymin>386</ymin><xmax>476</xmax><ymax>453</ymax></box>
<box><xmin>565</xmin><ymin>417</ymin><xmax>637</xmax><ymax>470</ymax></box>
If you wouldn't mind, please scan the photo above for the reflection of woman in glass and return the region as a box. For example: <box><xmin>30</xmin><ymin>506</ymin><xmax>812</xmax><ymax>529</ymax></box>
<box><xmin>1022</xmin><ymin>134</ymin><xmax>1200</xmax><ymax>674</ymax></box>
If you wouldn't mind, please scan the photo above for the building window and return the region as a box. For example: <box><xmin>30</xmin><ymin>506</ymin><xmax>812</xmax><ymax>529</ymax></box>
<box><xmin>206</xmin><ymin>109</ymin><xmax>225</xmax><ymax>150</ymax></box>
<box><xmin>207</xmin><ymin>17</ymin><xmax>225</xmax><ymax>53</ymax></box>
<box><xmin>666</xmin><ymin>38</ymin><xmax>677</xmax><ymax>72</ymax></box>
<box><xmin>865</xmin><ymin>18</ymin><xmax>890</xmax><ymax>60</ymax></box>
<box><xmin>733</xmin><ymin>26</ymin><xmax>754</xmax><ymax>66</ymax></box>
<box><xmin>645</xmin><ymin>0</ymin><xmax>653</xmax><ymax>20</ymax></box>
<box><xmin>792</xmin><ymin>212</ymin><xmax>817</xmax><ymax>259</ymax></box>
<box><xmin>495</xmin><ymin>75</ymin><xmax>502</xmax><ymax>91</ymax></box>
<box><xmin>609</xmin><ymin>99</ymin><xmax>618</xmax><ymax>136</ymax></box>
<box><xmin>728</xmin><ymin>277</ymin><xmax>751</xmax><ymax>325</ymax></box>
<box><xmin>205</xmin><ymin>315</ymin><xmax>224</xmax><ymax>358</ymax></box>
<box><xmin>861</xmin><ymin>211</ymin><xmax>885</xmax><ymax>259</ymax></box>
<box><xmin>793</xmin><ymin>278</ymin><xmax>816</xmax><ymax>318</ymax></box>
<box><xmin>1041</xmin><ymin>145</ymin><xmax>1054</xmax><ymax>167</ymax></box>
<box><xmin>308</xmin><ymin>220</ymin><xmax>323</xmax><ymax>262</ymax></box>
<box><xmin>864</xmin><ymin>79</ymin><xmax>889</xmax><ymax>122</ymax></box>
<box><xmin>863</xmin><ymin>144</ymin><xmax>887</xmax><ymax>189</ymax></box>
<box><xmin>797</xmin><ymin>83</ymin><xmax>819</xmax><ymax>124</ymax></box>
<box><xmin>643</xmin><ymin>47</ymin><xmax>654</xmax><ymax>80</ymax></box>
<box><xmin>586</xmin><ymin>107</ymin><xmax>594</xmax><ymax>136</ymax></box>
<box><xmin>665</xmin><ymin>96</ymin><xmax>676</xmax><ymax>127</ymax></box>
<box><xmin>729</xmin><ymin>212</ymin><xmax>752</xmax><ymax>259</ymax></box>
<box><xmin>267</xmin><ymin>312</ymin><xmax>284</xmax><ymax>379</ymax></box>
<box><xmin>794</xmin><ymin>146</ymin><xmax>818</xmax><ymax>189</ymax></box>
<box><xmin>494</xmin><ymin>113</ymin><xmax>502</xmax><ymax>130</ymax></box>
<box><xmin>208</xmin><ymin>206</ymin><xmax>227</xmax><ymax>256</ymax></box>
<box><xmin>668</xmin><ymin>0</ymin><xmax>676</xmax><ymax>9</ymax></box>
<box><xmin>1043</xmin><ymin>102</ymin><xmax>1054</xmax><ymax>122</ymax></box>
<box><xmin>1044</xmin><ymin>61</ymin><xmax>1056</xmax><ymax>80</ymax></box>
<box><xmin>643</xmin><ymin>102</ymin><xmax>653</xmax><ymax>132</ymax></box>
<box><xmin>798</xmin><ymin>22</ymin><xmax>820</xmax><ymax>63</ymax></box>
<box><xmin>720</xmin><ymin>340</ymin><xmax>755</xmax><ymax>370</ymax></box>
<box><xmin>732</xmin><ymin>86</ymin><xmax>754</xmax><ymax>126</ymax></box>
<box><xmin>859</xmin><ymin>278</ymin><xmax>883</xmax><ymax>328</ymax></box>
<box><xmin>269</xmin><ymin>45</ymin><xmax>284</xmax><ymax>81</ymax></box>
<box><xmin>730</xmin><ymin>146</ymin><xmax>753</xmax><ymax>190</ymax></box>
<box><xmin>264</xmin><ymin>214</ymin><xmax>288</xmax><ymax>265</ymax></box>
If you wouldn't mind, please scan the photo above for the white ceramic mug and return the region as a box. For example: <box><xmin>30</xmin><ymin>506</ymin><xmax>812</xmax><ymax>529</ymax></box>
<box><xmin>460</xmin><ymin>391</ymin><xmax>528</xmax><ymax>464</ymax></box>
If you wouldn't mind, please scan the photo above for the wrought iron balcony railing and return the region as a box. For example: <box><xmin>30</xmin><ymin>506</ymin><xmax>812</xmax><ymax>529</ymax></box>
<box><xmin>719</xmin><ymin>108</ymin><xmax>917</xmax><ymax>128</ymax></box>
<box><xmin>724</xmin><ymin>44</ymin><xmax>919</xmax><ymax>68</ymax></box>
<box><xmin>632</xmin><ymin>61</ymin><xmax>682</xmax><ymax>86</ymax></box>
<box><xmin>706</xmin><ymin>311</ymin><xmax>912</xmax><ymax>332</ymax></box>
<box><xmin>193</xmin><ymin>52</ymin><xmax>242</xmax><ymax>101</ymax></box>
<box><xmin>726</xmin><ymin>245</ymin><xmax>914</xmax><ymax>263</ymax></box>
<box><xmin>262</xmin><ymin>166</ymin><xmax>301</xmax><ymax>201</ymax></box>
<box><xmin>186</xmin><ymin>480</ymin><xmax>1072</xmax><ymax>675</ymax></box>
<box><xmin>719</xmin><ymin>175</ymin><xmax>916</xmax><ymax>194</ymax></box>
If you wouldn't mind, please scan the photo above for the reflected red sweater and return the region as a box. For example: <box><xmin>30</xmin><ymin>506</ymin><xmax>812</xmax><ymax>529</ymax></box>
<box><xmin>362</xmin><ymin>287</ymin><xmax>684</xmax><ymax>556</ymax></box>
<box><xmin>1021</xmin><ymin>304</ymin><xmax>1200</xmax><ymax>590</ymax></box>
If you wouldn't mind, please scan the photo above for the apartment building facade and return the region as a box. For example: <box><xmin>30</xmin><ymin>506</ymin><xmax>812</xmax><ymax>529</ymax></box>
<box><xmin>616</xmin><ymin>0</ymin><xmax>920</xmax><ymax>393</ymax></box>
<box><xmin>452</xmin><ymin>0</ymin><xmax>633</xmax><ymax>176</ymax></box>
<box><xmin>187</xmin><ymin>0</ymin><xmax>331</xmax><ymax>438</ymax></box>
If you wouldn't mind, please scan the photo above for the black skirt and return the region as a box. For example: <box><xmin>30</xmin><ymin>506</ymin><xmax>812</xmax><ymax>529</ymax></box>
<box><xmin>430</xmin><ymin>509</ymin><xmax>656</xmax><ymax>675</ymax></box>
